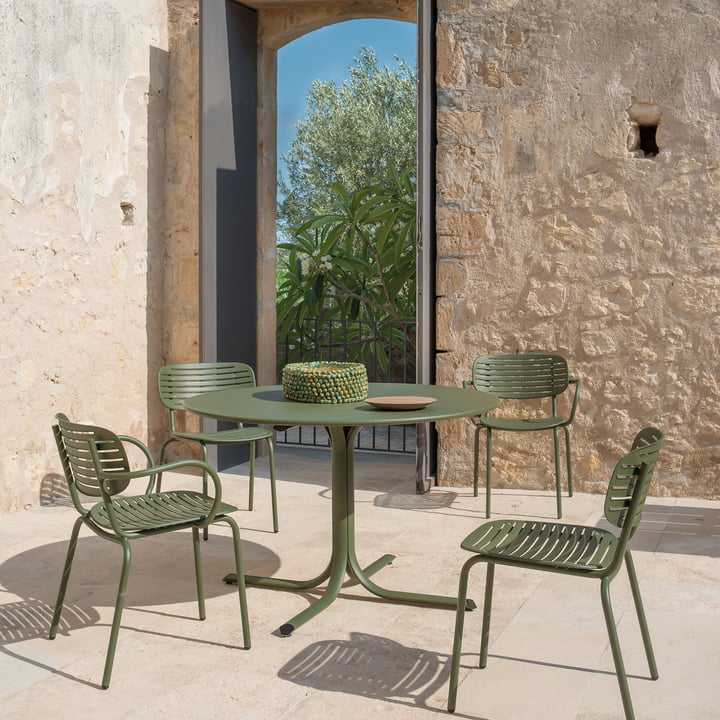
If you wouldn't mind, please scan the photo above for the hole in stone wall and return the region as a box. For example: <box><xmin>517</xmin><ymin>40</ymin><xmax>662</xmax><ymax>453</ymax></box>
<box><xmin>628</xmin><ymin>102</ymin><xmax>661</xmax><ymax>158</ymax></box>
<box><xmin>638</xmin><ymin>124</ymin><xmax>659</xmax><ymax>157</ymax></box>
<box><xmin>120</xmin><ymin>202</ymin><xmax>135</xmax><ymax>225</ymax></box>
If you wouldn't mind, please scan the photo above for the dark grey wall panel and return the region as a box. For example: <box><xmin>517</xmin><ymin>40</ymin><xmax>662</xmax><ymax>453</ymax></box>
<box><xmin>416</xmin><ymin>0</ymin><xmax>437</xmax><ymax>489</ymax></box>
<box><xmin>200</xmin><ymin>0</ymin><xmax>258</xmax><ymax>469</ymax></box>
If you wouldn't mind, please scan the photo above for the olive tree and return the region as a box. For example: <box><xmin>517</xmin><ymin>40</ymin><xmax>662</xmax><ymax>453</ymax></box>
<box><xmin>278</xmin><ymin>47</ymin><xmax>416</xmax><ymax>234</ymax></box>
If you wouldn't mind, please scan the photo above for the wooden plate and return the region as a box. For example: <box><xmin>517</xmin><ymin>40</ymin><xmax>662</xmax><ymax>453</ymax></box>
<box><xmin>365</xmin><ymin>396</ymin><xmax>436</xmax><ymax>411</ymax></box>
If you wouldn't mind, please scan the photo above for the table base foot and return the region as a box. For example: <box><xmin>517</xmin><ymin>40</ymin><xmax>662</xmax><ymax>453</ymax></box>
<box><xmin>224</xmin><ymin>559</ymin><xmax>332</xmax><ymax>590</ymax></box>
<box><xmin>359</xmin><ymin>553</ymin><xmax>395</xmax><ymax>579</ymax></box>
<box><xmin>279</xmin><ymin>623</ymin><xmax>294</xmax><ymax>637</ymax></box>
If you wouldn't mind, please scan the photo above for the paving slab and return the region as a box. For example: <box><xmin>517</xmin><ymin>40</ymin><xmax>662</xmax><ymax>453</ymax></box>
<box><xmin>0</xmin><ymin>448</ymin><xmax>718</xmax><ymax>719</ymax></box>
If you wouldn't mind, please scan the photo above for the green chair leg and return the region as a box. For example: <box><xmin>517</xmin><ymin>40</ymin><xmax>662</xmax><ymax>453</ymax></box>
<box><xmin>248</xmin><ymin>438</ymin><xmax>279</xmax><ymax>533</ymax></box>
<box><xmin>199</xmin><ymin>442</ymin><xmax>209</xmax><ymax>541</ymax></box>
<box><xmin>192</xmin><ymin>527</ymin><xmax>206</xmax><ymax>620</ymax></box>
<box><xmin>267</xmin><ymin>437</ymin><xmax>278</xmax><ymax>533</ymax></box>
<box><xmin>157</xmin><ymin>436</ymin><xmax>178</xmax><ymax>492</ymax></box>
<box><xmin>473</xmin><ymin>426</ymin><xmax>481</xmax><ymax>498</ymax></box>
<box><xmin>248</xmin><ymin>441</ymin><xmax>255</xmax><ymax>511</ymax></box>
<box><xmin>448</xmin><ymin>557</ymin><xmax>477</xmax><ymax>713</ymax></box>
<box><xmin>485</xmin><ymin>427</ymin><xmax>493</xmax><ymax>518</ymax></box>
<box><xmin>553</xmin><ymin>427</ymin><xmax>563</xmax><ymax>518</ymax></box>
<box><xmin>220</xmin><ymin>516</ymin><xmax>251</xmax><ymax>649</ymax></box>
<box><xmin>49</xmin><ymin>517</ymin><xmax>83</xmax><ymax>640</ymax></box>
<box><xmin>625</xmin><ymin>551</ymin><xmax>658</xmax><ymax>679</ymax></box>
<box><xmin>564</xmin><ymin>426</ymin><xmax>573</xmax><ymax>497</ymax></box>
<box><xmin>102</xmin><ymin>540</ymin><xmax>132</xmax><ymax>689</ymax></box>
<box><xmin>479</xmin><ymin>562</ymin><xmax>495</xmax><ymax>668</ymax></box>
<box><xmin>601</xmin><ymin>577</ymin><xmax>636</xmax><ymax>720</ymax></box>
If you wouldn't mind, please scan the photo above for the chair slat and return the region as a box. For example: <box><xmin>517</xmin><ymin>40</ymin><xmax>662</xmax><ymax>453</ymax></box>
<box><xmin>157</xmin><ymin>361</ymin><xmax>279</xmax><ymax>534</ymax></box>
<box><xmin>462</xmin><ymin>519</ymin><xmax>618</xmax><ymax>572</ymax></box>
<box><xmin>158</xmin><ymin>362</ymin><xmax>257</xmax><ymax>409</ymax></box>
<box><xmin>472</xmin><ymin>354</ymin><xmax>570</xmax><ymax>399</ymax></box>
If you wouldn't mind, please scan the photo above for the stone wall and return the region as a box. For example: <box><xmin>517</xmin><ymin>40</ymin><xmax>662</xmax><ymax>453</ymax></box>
<box><xmin>435</xmin><ymin>0</ymin><xmax>720</xmax><ymax>498</ymax></box>
<box><xmin>162</xmin><ymin>1</ymin><xmax>200</xmax><ymax>385</ymax></box>
<box><xmin>2</xmin><ymin>0</ymin><xmax>718</xmax><ymax>514</ymax></box>
<box><xmin>156</xmin><ymin>0</ymin><xmax>201</xmax><ymax>451</ymax></box>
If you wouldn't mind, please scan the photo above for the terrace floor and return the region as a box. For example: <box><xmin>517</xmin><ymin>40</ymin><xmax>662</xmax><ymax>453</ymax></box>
<box><xmin>1</xmin><ymin>448</ymin><xmax>718</xmax><ymax>719</ymax></box>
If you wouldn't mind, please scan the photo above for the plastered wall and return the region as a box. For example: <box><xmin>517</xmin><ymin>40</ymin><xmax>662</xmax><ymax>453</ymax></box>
<box><xmin>0</xmin><ymin>0</ymin><xmax>197</xmax><ymax>513</ymax></box>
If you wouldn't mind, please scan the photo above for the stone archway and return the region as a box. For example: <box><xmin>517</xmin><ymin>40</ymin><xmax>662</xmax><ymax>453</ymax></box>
<box><xmin>254</xmin><ymin>1</ymin><xmax>417</xmax><ymax>387</ymax></box>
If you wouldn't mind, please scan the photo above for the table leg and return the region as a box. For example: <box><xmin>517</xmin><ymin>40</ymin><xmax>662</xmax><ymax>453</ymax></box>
<box><xmin>343</xmin><ymin>429</ymin><xmax>474</xmax><ymax>611</ymax></box>
<box><xmin>221</xmin><ymin>427</ymin><xmax>352</xmax><ymax>594</ymax></box>
<box><xmin>227</xmin><ymin>424</ymin><xmax>473</xmax><ymax>636</ymax></box>
<box><xmin>272</xmin><ymin>426</ymin><xmax>358</xmax><ymax>636</ymax></box>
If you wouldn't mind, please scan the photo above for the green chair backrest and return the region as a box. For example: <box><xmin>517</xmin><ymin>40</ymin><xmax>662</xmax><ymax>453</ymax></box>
<box><xmin>471</xmin><ymin>354</ymin><xmax>570</xmax><ymax>399</ymax></box>
<box><xmin>53</xmin><ymin>414</ymin><xmax>132</xmax><ymax>510</ymax></box>
<box><xmin>604</xmin><ymin>427</ymin><xmax>664</xmax><ymax>538</ymax></box>
<box><xmin>158</xmin><ymin>362</ymin><xmax>257</xmax><ymax>412</ymax></box>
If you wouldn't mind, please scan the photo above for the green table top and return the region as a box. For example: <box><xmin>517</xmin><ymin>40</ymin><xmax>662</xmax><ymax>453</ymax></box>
<box><xmin>183</xmin><ymin>382</ymin><xmax>499</xmax><ymax>427</ymax></box>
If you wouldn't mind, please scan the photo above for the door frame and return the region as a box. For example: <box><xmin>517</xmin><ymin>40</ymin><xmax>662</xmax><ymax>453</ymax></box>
<box><xmin>199</xmin><ymin>0</ymin><xmax>436</xmax><ymax>481</ymax></box>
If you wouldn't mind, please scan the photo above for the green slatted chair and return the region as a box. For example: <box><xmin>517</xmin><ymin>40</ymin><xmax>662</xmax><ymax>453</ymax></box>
<box><xmin>447</xmin><ymin>427</ymin><xmax>664</xmax><ymax>720</ymax></box>
<box><xmin>465</xmin><ymin>353</ymin><xmax>581</xmax><ymax>518</ymax></box>
<box><xmin>50</xmin><ymin>413</ymin><xmax>250</xmax><ymax>689</ymax></box>
<box><xmin>158</xmin><ymin>362</ymin><xmax>278</xmax><ymax>533</ymax></box>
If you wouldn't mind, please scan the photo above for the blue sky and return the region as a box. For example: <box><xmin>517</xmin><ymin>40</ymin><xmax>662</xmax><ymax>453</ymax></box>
<box><xmin>277</xmin><ymin>19</ymin><xmax>417</xmax><ymax>170</ymax></box>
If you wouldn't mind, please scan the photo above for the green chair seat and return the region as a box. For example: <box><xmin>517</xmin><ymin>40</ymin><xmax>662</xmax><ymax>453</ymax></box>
<box><xmin>460</xmin><ymin>519</ymin><xmax>618</xmax><ymax>572</ymax></box>
<box><xmin>447</xmin><ymin>427</ymin><xmax>664</xmax><ymax>720</ymax></box>
<box><xmin>158</xmin><ymin>362</ymin><xmax>279</xmax><ymax>533</ymax></box>
<box><xmin>170</xmin><ymin>426</ymin><xmax>273</xmax><ymax>445</ymax></box>
<box><xmin>89</xmin><ymin>491</ymin><xmax>239</xmax><ymax>534</ymax></box>
<box><xmin>50</xmin><ymin>414</ymin><xmax>251</xmax><ymax>689</ymax></box>
<box><xmin>477</xmin><ymin>416</ymin><xmax>567</xmax><ymax>432</ymax></box>
<box><xmin>466</xmin><ymin>353</ymin><xmax>581</xmax><ymax>518</ymax></box>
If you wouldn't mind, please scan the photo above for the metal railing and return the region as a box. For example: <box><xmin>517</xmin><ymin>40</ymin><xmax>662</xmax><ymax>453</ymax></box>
<box><xmin>277</xmin><ymin>318</ymin><xmax>416</xmax><ymax>454</ymax></box>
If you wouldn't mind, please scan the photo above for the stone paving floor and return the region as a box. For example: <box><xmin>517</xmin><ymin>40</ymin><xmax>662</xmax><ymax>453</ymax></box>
<box><xmin>1</xmin><ymin>448</ymin><xmax>718</xmax><ymax>719</ymax></box>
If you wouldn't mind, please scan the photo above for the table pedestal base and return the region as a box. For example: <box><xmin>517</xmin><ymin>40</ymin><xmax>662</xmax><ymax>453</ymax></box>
<box><xmin>223</xmin><ymin>425</ymin><xmax>474</xmax><ymax>635</ymax></box>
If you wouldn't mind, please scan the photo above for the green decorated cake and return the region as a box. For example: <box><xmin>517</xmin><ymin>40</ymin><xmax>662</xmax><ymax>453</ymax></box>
<box><xmin>282</xmin><ymin>362</ymin><xmax>368</xmax><ymax>404</ymax></box>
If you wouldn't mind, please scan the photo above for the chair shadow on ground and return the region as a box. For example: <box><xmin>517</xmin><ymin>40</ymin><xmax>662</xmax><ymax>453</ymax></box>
<box><xmin>0</xmin><ymin>596</ymin><xmax>100</xmax><ymax>645</ymax></box>
<box><xmin>0</xmin><ymin>591</ymin><xmax>250</xmax><ymax>690</ymax></box>
<box><xmin>643</xmin><ymin>504</ymin><xmax>720</xmax><ymax>557</ymax></box>
<box><xmin>596</xmin><ymin>503</ymin><xmax>720</xmax><ymax>557</ymax></box>
<box><xmin>278</xmin><ymin>631</ymin><xmax>452</xmax><ymax>713</ymax></box>
<box><xmin>0</xmin><ymin>596</ymin><xmax>104</xmax><ymax>689</ymax></box>
<box><xmin>373</xmin><ymin>489</ymin><xmax>458</xmax><ymax>511</ymax></box>
<box><xmin>0</xmin><ymin>530</ymin><xmax>280</xmax><ymax>688</ymax></box>
<box><xmin>278</xmin><ymin>632</ymin><xmax>654</xmax><ymax>718</ymax></box>
<box><xmin>0</xmin><ymin>533</ymin><xmax>280</xmax><ymax>610</ymax></box>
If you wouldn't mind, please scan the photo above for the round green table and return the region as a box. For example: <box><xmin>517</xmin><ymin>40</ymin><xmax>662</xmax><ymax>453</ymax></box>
<box><xmin>184</xmin><ymin>382</ymin><xmax>499</xmax><ymax>636</ymax></box>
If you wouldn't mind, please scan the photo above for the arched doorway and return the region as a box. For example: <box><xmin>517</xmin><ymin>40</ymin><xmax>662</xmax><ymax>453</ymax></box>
<box><xmin>199</xmin><ymin>0</ymin><xmax>436</xmax><ymax>489</ymax></box>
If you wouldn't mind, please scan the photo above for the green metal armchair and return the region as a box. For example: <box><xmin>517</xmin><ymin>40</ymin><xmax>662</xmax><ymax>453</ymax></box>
<box><xmin>49</xmin><ymin>413</ymin><xmax>251</xmax><ymax>689</ymax></box>
<box><xmin>158</xmin><ymin>362</ymin><xmax>278</xmax><ymax>533</ymax></box>
<box><xmin>465</xmin><ymin>353</ymin><xmax>581</xmax><ymax>518</ymax></box>
<box><xmin>447</xmin><ymin>427</ymin><xmax>664</xmax><ymax>720</ymax></box>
